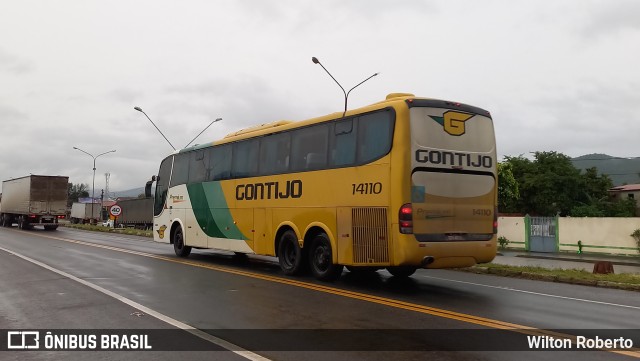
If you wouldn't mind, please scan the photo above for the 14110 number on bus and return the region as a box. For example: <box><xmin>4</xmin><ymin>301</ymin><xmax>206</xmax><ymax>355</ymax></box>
<box><xmin>352</xmin><ymin>182</ymin><xmax>382</xmax><ymax>195</ymax></box>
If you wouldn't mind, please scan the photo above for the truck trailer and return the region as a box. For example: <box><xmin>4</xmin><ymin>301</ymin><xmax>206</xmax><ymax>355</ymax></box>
<box><xmin>0</xmin><ymin>175</ymin><xmax>69</xmax><ymax>230</ymax></box>
<box><xmin>115</xmin><ymin>197</ymin><xmax>153</xmax><ymax>230</ymax></box>
<box><xmin>70</xmin><ymin>202</ymin><xmax>102</xmax><ymax>224</ymax></box>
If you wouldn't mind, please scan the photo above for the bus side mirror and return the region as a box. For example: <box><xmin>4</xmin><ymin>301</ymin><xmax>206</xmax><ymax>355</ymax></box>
<box><xmin>145</xmin><ymin>177</ymin><xmax>155</xmax><ymax>198</ymax></box>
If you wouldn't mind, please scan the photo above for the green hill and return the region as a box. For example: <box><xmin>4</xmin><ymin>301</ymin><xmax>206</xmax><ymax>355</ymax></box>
<box><xmin>571</xmin><ymin>154</ymin><xmax>640</xmax><ymax>186</ymax></box>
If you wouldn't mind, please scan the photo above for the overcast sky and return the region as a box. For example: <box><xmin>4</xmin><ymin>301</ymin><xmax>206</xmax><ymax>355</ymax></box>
<box><xmin>1</xmin><ymin>0</ymin><xmax>638</xmax><ymax>194</ymax></box>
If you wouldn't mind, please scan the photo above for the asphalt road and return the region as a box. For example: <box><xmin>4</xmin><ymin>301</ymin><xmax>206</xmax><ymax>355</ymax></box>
<box><xmin>0</xmin><ymin>226</ymin><xmax>638</xmax><ymax>361</ymax></box>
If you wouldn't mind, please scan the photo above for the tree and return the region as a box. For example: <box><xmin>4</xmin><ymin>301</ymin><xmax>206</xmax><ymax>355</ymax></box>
<box><xmin>501</xmin><ymin>151</ymin><xmax>626</xmax><ymax>217</ymax></box>
<box><xmin>605</xmin><ymin>198</ymin><xmax>637</xmax><ymax>217</ymax></box>
<box><xmin>501</xmin><ymin>155</ymin><xmax>535</xmax><ymax>213</ymax></box>
<box><xmin>497</xmin><ymin>162</ymin><xmax>520</xmax><ymax>213</ymax></box>
<box><xmin>579</xmin><ymin>167</ymin><xmax>612</xmax><ymax>203</ymax></box>
<box><xmin>67</xmin><ymin>183</ymin><xmax>89</xmax><ymax>207</ymax></box>
<box><xmin>569</xmin><ymin>167</ymin><xmax>614</xmax><ymax>217</ymax></box>
<box><xmin>525</xmin><ymin>151</ymin><xmax>583</xmax><ymax>216</ymax></box>
<box><xmin>500</xmin><ymin>151</ymin><xmax>613</xmax><ymax>216</ymax></box>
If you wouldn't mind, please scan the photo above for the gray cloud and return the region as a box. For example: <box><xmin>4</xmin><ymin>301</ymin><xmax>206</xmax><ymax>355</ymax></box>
<box><xmin>581</xmin><ymin>0</ymin><xmax>640</xmax><ymax>38</ymax></box>
<box><xmin>0</xmin><ymin>48</ymin><xmax>34</xmax><ymax>75</ymax></box>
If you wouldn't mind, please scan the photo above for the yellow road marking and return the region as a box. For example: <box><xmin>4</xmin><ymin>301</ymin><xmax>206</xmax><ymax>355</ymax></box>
<box><xmin>8</xmin><ymin>229</ymin><xmax>640</xmax><ymax>357</ymax></box>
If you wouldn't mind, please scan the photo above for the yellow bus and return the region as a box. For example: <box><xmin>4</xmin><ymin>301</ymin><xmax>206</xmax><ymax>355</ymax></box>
<box><xmin>151</xmin><ymin>93</ymin><xmax>497</xmax><ymax>280</ymax></box>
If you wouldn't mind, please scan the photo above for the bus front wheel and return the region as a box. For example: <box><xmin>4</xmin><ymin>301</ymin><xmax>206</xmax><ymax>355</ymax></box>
<box><xmin>308</xmin><ymin>233</ymin><xmax>343</xmax><ymax>281</ymax></box>
<box><xmin>173</xmin><ymin>226</ymin><xmax>192</xmax><ymax>258</ymax></box>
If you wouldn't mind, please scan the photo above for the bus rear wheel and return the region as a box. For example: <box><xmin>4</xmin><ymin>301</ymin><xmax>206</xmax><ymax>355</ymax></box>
<box><xmin>278</xmin><ymin>230</ymin><xmax>304</xmax><ymax>275</ymax></box>
<box><xmin>308</xmin><ymin>233</ymin><xmax>343</xmax><ymax>281</ymax></box>
<box><xmin>173</xmin><ymin>226</ymin><xmax>192</xmax><ymax>258</ymax></box>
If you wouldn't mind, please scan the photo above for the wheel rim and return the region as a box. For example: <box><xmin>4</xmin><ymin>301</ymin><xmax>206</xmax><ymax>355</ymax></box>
<box><xmin>312</xmin><ymin>243</ymin><xmax>330</xmax><ymax>272</ymax></box>
<box><xmin>282</xmin><ymin>241</ymin><xmax>296</xmax><ymax>269</ymax></box>
<box><xmin>175</xmin><ymin>230</ymin><xmax>184</xmax><ymax>250</ymax></box>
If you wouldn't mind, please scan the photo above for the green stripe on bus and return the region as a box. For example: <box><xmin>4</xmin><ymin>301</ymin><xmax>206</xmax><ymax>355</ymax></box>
<box><xmin>187</xmin><ymin>182</ymin><xmax>247</xmax><ymax>240</ymax></box>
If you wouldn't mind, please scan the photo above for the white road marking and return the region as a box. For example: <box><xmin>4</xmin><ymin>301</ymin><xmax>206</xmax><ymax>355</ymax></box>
<box><xmin>422</xmin><ymin>275</ymin><xmax>640</xmax><ymax>310</ymax></box>
<box><xmin>0</xmin><ymin>246</ymin><xmax>270</xmax><ymax>361</ymax></box>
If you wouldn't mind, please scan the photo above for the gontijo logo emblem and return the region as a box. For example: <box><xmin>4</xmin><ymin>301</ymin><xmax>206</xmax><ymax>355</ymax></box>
<box><xmin>429</xmin><ymin>111</ymin><xmax>474</xmax><ymax>136</ymax></box>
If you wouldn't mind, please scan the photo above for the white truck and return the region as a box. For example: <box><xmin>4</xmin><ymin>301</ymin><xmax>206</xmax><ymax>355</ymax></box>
<box><xmin>70</xmin><ymin>202</ymin><xmax>102</xmax><ymax>224</ymax></box>
<box><xmin>0</xmin><ymin>175</ymin><xmax>69</xmax><ymax>230</ymax></box>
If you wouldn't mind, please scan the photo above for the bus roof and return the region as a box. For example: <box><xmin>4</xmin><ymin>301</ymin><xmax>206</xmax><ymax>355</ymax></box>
<box><xmin>179</xmin><ymin>92</ymin><xmax>488</xmax><ymax>153</ymax></box>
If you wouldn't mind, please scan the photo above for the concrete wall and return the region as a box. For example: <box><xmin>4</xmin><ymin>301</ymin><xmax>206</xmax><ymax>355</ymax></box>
<box><xmin>498</xmin><ymin>217</ymin><xmax>526</xmax><ymax>250</ymax></box>
<box><xmin>559</xmin><ymin>218</ymin><xmax>640</xmax><ymax>256</ymax></box>
<box><xmin>498</xmin><ymin>216</ymin><xmax>640</xmax><ymax>256</ymax></box>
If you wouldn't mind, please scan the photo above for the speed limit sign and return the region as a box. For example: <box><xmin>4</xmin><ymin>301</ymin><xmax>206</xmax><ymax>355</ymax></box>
<box><xmin>109</xmin><ymin>204</ymin><xmax>122</xmax><ymax>217</ymax></box>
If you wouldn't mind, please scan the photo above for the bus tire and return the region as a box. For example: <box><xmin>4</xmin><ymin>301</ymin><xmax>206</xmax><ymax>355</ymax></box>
<box><xmin>308</xmin><ymin>233</ymin><xmax>343</xmax><ymax>281</ymax></box>
<box><xmin>173</xmin><ymin>225</ymin><xmax>192</xmax><ymax>258</ymax></box>
<box><xmin>278</xmin><ymin>230</ymin><xmax>304</xmax><ymax>276</ymax></box>
<box><xmin>387</xmin><ymin>266</ymin><xmax>417</xmax><ymax>278</ymax></box>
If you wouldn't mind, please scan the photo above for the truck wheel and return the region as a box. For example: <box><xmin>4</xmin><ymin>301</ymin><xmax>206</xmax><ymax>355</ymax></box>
<box><xmin>173</xmin><ymin>225</ymin><xmax>191</xmax><ymax>258</ymax></box>
<box><xmin>308</xmin><ymin>233</ymin><xmax>343</xmax><ymax>281</ymax></box>
<box><xmin>44</xmin><ymin>225</ymin><xmax>58</xmax><ymax>231</ymax></box>
<box><xmin>18</xmin><ymin>217</ymin><xmax>30</xmax><ymax>230</ymax></box>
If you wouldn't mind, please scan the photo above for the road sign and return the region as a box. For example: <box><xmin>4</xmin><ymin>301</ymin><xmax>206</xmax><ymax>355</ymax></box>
<box><xmin>109</xmin><ymin>204</ymin><xmax>122</xmax><ymax>217</ymax></box>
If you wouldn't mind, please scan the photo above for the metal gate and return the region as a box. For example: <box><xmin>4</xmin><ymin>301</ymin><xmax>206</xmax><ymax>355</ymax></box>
<box><xmin>529</xmin><ymin>217</ymin><xmax>557</xmax><ymax>253</ymax></box>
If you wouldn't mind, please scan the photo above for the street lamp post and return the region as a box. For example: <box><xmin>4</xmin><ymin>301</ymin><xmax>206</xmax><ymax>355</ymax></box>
<box><xmin>73</xmin><ymin>147</ymin><xmax>116</xmax><ymax>224</ymax></box>
<box><xmin>311</xmin><ymin>56</ymin><xmax>378</xmax><ymax>117</ymax></box>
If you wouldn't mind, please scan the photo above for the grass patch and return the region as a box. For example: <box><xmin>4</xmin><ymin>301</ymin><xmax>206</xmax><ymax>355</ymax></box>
<box><xmin>474</xmin><ymin>263</ymin><xmax>640</xmax><ymax>286</ymax></box>
<box><xmin>62</xmin><ymin>223</ymin><xmax>152</xmax><ymax>238</ymax></box>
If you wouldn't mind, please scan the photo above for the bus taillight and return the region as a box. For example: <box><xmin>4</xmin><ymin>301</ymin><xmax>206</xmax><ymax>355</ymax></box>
<box><xmin>399</xmin><ymin>203</ymin><xmax>413</xmax><ymax>234</ymax></box>
<box><xmin>493</xmin><ymin>207</ymin><xmax>498</xmax><ymax>234</ymax></box>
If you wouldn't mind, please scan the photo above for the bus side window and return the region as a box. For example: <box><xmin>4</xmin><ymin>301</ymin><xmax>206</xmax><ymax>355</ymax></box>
<box><xmin>290</xmin><ymin>124</ymin><xmax>328</xmax><ymax>171</ymax></box>
<box><xmin>258</xmin><ymin>132</ymin><xmax>291</xmax><ymax>175</ymax></box>
<box><xmin>232</xmin><ymin>139</ymin><xmax>259</xmax><ymax>178</ymax></box>
<box><xmin>170</xmin><ymin>153</ymin><xmax>190</xmax><ymax>187</ymax></box>
<box><xmin>188</xmin><ymin>150</ymin><xmax>208</xmax><ymax>184</ymax></box>
<box><xmin>330</xmin><ymin>118</ymin><xmax>357</xmax><ymax>167</ymax></box>
<box><xmin>357</xmin><ymin>111</ymin><xmax>393</xmax><ymax>163</ymax></box>
<box><xmin>210</xmin><ymin>145</ymin><xmax>232</xmax><ymax>181</ymax></box>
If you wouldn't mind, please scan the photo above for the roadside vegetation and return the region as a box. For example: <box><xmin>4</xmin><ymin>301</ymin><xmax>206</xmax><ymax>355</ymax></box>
<box><xmin>466</xmin><ymin>263</ymin><xmax>640</xmax><ymax>290</ymax></box>
<box><xmin>498</xmin><ymin>151</ymin><xmax>636</xmax><ymax>217</ymax></box>
<box><xmin>63</xmin><ymin>223</ymin><xmax>152</xmax><ymax>238</ymax></box>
